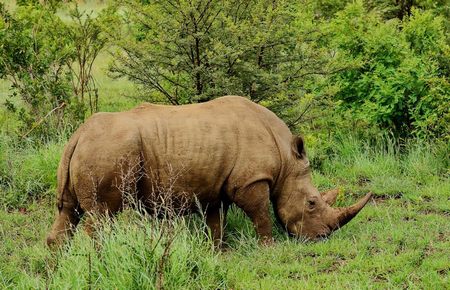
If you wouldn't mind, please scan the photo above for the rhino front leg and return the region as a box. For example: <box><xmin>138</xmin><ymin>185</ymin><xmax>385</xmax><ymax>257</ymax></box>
<box><xmin>205</xmin><ymin>203</ymin><xmax>229</xmax><ymax>247</ymax></box>
<box><xmin>233</xmin><ymin>181</ymin><xmax>273</xmax><ymax>244</ymax></box>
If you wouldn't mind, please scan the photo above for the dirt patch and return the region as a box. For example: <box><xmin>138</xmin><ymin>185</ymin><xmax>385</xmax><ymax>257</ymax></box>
<box><xmin>371</xmin><ymin>193</ymin><xmax>405</xmax><ymax>206</ymax></box>
<box><xmin>287</xmin><ymin>271</ymin><xmax>303</xmax><ymax>280</ymax></box>
<box><xmin>437</xmin><ymin>232</ymin><xmax>447</xmax><ymax>242</ymax></box>
<box><xmin>257</xmin><ymin>270</ymin><xmax>268</xmax><ymax>278</ymax></box>
<box><xmin>357</xmin><ymin>176</ymin><xmax>371</xmax><ymax>186</ymax></box>
<box><xmin>421</xmin><ymin>196</ymin><xmax>432</xmax><ymax>202</ymax></box>
<box><xmin>437</xmin><ymin>268</ymin><xmax>449</xmax><ymax>277</ymax></box>
<box><xmin>373</xmin><ymin>192</ymin><xmax>404</xmax><ymax>201</ymax></box>
<box><xmin>418</xmin><ymin>208</ymin><xmax>450</xmax><ymax>217</ymax></box>
<box><xmin>322</xmin><ymin>258</ymin><xmax>347</xmax><ymax>273</ymax></box>
<box><xmin>402</xmin><ymin>216</ymin><xmax>417</xmax><ymax>222</ymax></box>
<box><xmin>373</xmin><ymin>272</ymin><xmax>390</xmax><ymax>283</ymax></box>
<box><xmin>303</xmin><ymin>252</ymin><xmax>319</xmax><ymax>258</ymax></box>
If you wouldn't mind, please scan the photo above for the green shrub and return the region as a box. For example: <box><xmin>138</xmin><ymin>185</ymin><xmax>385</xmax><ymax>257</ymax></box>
<box><xmin>0</xmin><ymin>4</ymin><xmax>76</xmax><ymax>139</ymax></box>
<box><xmin>0</xmin><ymin>3</ymin><xmax>112</xmax><ymax>141</ymax></box>
<box><xmin>328</xmin><ymin>2</ymin><xmax>450</xmax><ymax>139</ymax></box>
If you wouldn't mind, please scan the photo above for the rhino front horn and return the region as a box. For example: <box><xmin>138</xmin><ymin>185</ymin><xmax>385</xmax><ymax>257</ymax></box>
<box><xmin>333</xmin><ymin>192</ymin><xmax>372</xmax><ymax>230</ymax></box>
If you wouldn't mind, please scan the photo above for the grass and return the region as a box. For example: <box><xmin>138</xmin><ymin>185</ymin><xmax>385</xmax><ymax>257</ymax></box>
<box><xmin>0</xmin><ymin>134</ymin><xmax>64</xmax><ymax>207</ymax></box>
<box><xmin>0</xmin><ymin>137</ymin><xmax>449</xmax><ymax>288</ymax></box>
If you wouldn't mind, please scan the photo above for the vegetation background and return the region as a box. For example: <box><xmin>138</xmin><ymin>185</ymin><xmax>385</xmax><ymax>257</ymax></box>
<box><xmin>0</xmin><ymin>0</ymin><xmax>448</xmax><ymax>288</ymax></box>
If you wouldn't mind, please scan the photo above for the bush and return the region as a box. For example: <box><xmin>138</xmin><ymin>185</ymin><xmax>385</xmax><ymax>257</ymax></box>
<box><xmin>327</xmin><ymin>2</ymin><xmax>450</xmax><ymax>139</ymax></box>
<box><xmin>0</xmin><ymin>4</ymin><xmax>75</xmax><ymax>139</ymax></box>
<box><xmin>0</xmin><ymin>3</ymin><xmax>111</xmax><ymax>141</ymax></box>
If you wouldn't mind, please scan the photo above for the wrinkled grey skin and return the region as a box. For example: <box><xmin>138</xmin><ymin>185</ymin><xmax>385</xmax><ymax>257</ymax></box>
<box><xmin>47</xmin><ymin>96</ymin><xmax>371</xmax><ymax>247</ymax></box>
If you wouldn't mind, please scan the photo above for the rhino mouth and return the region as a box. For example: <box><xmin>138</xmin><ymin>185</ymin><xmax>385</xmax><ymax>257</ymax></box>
<box><xmin>287</xmin><ymin>231</ymin><xmax>330</xmax><ymax>242</ymax></box>
<box><xmin>288</xmin><ymin>227</ymin><xmax>332</xmax><ymax>241</ymax></box>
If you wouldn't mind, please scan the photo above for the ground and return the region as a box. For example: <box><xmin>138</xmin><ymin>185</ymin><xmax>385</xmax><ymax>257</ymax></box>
<box><xmin>1</xmin><ymin>158</ymin><xmax>449</xmax><ymax>288</ymax></box>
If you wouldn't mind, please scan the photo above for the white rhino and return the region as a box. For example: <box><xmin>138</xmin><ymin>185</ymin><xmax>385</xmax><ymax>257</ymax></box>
<box><xmin>47</xmin><ymin>96</ymin><xmax>371</xmax><ymax>246</ymax></box>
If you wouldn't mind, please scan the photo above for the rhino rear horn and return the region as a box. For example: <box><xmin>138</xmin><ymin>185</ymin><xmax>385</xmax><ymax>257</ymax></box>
<box><xmin>321</xmin><ymin>188</ymin><xmax>339</xmax><ymax>205</ymax></box>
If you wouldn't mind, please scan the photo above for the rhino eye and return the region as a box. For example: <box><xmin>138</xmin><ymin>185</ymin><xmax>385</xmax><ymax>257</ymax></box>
<box><xmin>307</xmin><ymin>200</ymin><xmax>316</xmax><ymax>209</ymax></box>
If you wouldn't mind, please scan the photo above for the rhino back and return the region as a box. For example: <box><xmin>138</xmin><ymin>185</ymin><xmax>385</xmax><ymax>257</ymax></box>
<box><xmin>69</xmin><ymin>96</ymin><xmax>293</xmax><ymax>209</ymax></box>
<box><xmin>134</xmin><ymin>96</ymin><xmax>292</xmax><ymax>202</ymax></box>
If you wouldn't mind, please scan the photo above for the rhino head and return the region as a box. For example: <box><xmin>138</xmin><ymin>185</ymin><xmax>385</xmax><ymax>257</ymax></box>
<box><xmin>274</xmin><ymin>136</ymin><xmax>372</xmax><ymax>240</ymax></box>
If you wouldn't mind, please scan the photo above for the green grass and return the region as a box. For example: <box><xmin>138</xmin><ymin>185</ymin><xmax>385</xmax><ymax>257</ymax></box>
<box><xmin>0</xmin><ymin>134</ymin><xmax>64</xmax><ymax>207</ymax></box>
<box><xmin>1</xmin><ymin>137</ymin><xmax>449</xmax><ymax>288</ymax></box>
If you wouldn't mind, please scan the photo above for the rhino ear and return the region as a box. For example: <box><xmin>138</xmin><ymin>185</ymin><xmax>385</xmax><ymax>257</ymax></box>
<box><xmin>292</xmin><ymin>135</ymin><xmax>306</xmax><ymax>159</ymax></box>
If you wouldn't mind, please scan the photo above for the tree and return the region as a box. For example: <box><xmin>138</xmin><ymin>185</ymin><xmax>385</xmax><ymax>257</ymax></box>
<box><xmin>0</xmin><ymin>4</ymin><xmax>74</xmax><ymax>138</ymax></box>
<box><xmin>66</xmin><ymin>5</ymin><xmax>113</xmax><ymax>114</ymax></box>
<box><xmin>0</xmin><ymin>3</ymin><xmax>112</xmax><ymax>139</ymax></box>
<box><xmin>109</xmin><ymin>0</ymin><xmax>339</xmax><ymax>126</ymax></box>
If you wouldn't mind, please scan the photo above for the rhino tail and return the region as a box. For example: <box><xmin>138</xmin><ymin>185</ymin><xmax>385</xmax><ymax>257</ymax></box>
<box><xmin>56</xmin><ymin>129</ymin><xmax>81</xmax><ymax>211</ymax></box>
<box><xmin>47</xmin><ymin>129</ymin><xmax>82</xmax><ymax>248</ymax></box>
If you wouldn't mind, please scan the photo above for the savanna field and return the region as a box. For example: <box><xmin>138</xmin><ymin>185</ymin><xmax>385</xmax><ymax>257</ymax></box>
<box><xmin>0</xmin><ymin>1</ymin><xmax>449</xmax><ymax>289</ymax></box>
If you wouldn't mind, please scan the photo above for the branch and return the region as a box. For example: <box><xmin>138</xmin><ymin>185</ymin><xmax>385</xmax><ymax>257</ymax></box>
<box><xmin>21</xmin><ymin>102</ymin><xmax>66</xmax><ymax>139</ymax></box>
<box><xmin>287</xmin><ymin>101</ymin><xmax>314</xmax><ymax>129</ymax></box>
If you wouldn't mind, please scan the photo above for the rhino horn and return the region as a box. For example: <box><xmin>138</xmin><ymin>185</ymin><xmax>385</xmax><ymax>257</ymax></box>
<box><xmin>331</xmin><ymin>192</ymin><xmax>372</xmax><ymax>230</ymax></box>
<box><xmin>321</xmin><ymin>188</ymin><xmax>339</xmax><ymax>205</ymax></box>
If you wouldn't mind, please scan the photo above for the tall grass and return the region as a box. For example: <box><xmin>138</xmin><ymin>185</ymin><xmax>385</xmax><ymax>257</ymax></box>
<box><xmin>2</xmin><ymin>207</ymin><xmax>227</xmax><ymax>289</ymax></box>
<box><xmin>0</xmin><ymin>133</ymin><xmax>64</xmax><ymax>208</ymax></box>
<box><xmin>311</xmin><ymin>136</ymin><xmax>449</xmax><ymax>202</ymax></box>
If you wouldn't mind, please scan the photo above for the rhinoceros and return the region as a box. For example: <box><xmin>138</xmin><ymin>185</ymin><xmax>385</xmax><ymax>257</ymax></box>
<box><xmin>46</xmin><ymin>96</ymin><xmax>371</xmax><ymax>246</ymax></box>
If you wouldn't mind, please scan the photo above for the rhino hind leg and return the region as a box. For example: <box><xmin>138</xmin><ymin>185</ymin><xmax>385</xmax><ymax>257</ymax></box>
<box><xmin>205</xmin><ymin>203</ymin><xmax>229</xmax><ymax>248</ymax></box>
<box><xmin>81</xmin><ymin>204</ymin><xmax>114</xmax><ymax>240</ymax></box>
<box><xmin>232</xmin><ymin>181</ymin><xmax>273</xmax><ymax>244</ymax></box>
<box><xmin>77</xmin><ymin>186</ymin><xmax>124</xmax><ymax>239</ymax></box>
<box><xmin>46</xmin><ymin>202</ymin><xmax>81</xmax><ymax>248</ymax></box>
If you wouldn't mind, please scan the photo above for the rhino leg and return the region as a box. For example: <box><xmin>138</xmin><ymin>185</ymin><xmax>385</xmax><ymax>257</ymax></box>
<box><xmin>82</xmin><ymin>207</ymin><xmax>111</xmax><ymax>239</ymax></box>
<box><xmin>233</xmin><ymin>181</ymin><xmax>273</xmax><ymax>244</ymax></box>
<box><xmin>205</xmin><ymin>203</ymin><xmax>229</xmax><ymax>247</ymax></box>
<box><xmin>46</xmin><ymin>199</ymin><xmax>81</xmax><ymax>248</ymax></box>
<box><xmin>78</xmin><ymin>190</ymin><xmax>123</xmax><ymax>239</ymax></box>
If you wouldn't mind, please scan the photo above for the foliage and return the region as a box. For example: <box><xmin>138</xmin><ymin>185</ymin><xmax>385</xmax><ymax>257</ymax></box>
<box><xmin>109</xmin><ymin>0</ymin><xmax>449</xmax><ymax>138</ymax></box>
<box><xmin>1</xmin><ymin>0</ymin><xmax>448</xmax><ymax>139</ymax></box>
<box><xmin>109</xmin><ymin>0</ymin><xmax>342</xmax><ymax>126</ymax></box>
<box><xmin>313</xmin><ymin>0</ymin><xmax>450</xmax><ymax>23</ymax></box>
<box><xmin>327</xmin><ymin>2</ymin><xmax>450</xmax><ymax>138</ymax></box>
<box><xmin>66</xmin><ymin>5</ymin><xmax>116</xmax><ymax>115</ymax></box>
<box><xmin>0</xmin><ymin>2</ymin><xmax>111</xmax><ymax>140</ymax></box>
<box><xmin>0</xmin><ymin>3</ymin><xmax>75</xmax><ymax>139</ymax></box>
